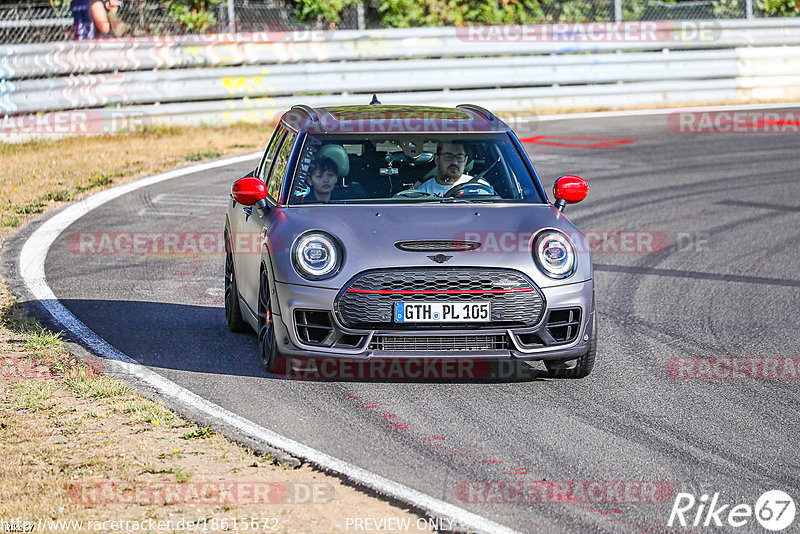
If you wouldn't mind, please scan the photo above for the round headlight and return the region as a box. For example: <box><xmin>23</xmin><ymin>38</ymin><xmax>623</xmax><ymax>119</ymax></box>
<box><xmin>534</xmin><ymin>231</ymin><xmax>576</xmax><ymax>278</ymax></box>
<box><xmin>293</xmin><ymin>233</ymin><xmax>341</xmax><ymax>280</ymax></box>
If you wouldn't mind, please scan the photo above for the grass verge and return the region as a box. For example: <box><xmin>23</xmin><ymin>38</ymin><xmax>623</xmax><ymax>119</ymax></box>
<box><xmin>0</xmin><ymin>124</ymin><xmax>266</xmax><ymax>234</ymax></box>
<box><xmin>0</xmin><ymin>124</ymin><xmax>428</xmax><ymax>533</ymax></box>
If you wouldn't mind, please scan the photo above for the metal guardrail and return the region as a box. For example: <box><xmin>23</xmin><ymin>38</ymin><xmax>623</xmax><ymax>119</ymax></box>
<box><xmin>4</xmin><ymin>19</ymin><xmax>800</xmax><ymax>80</ymax></box>
<box><xmin>1</xmin><ymin>20</ymin><xmax>799</xmax><ymax>138</ymax></box>
<box><xmin>0</xmin><ymin>18</ymin><xmax>72</xmax><ymax>29</ymax></box>
<box><xmin>6</xmin><ymin>47</ymin><xmax>800</xmax><ymax>115</ymax></box>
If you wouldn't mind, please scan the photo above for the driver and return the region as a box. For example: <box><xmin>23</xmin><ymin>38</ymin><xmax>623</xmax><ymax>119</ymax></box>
<box><xmin>416</xmin><ymin>141</ymin><xmax>494</xmax><ymax>197</ymax></box>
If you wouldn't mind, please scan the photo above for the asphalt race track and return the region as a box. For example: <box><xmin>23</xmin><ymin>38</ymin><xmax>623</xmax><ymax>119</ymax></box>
<box><xmin>11</xmin><ymin>108</ymin><xmax>800</xmax><ymax>533</ymax></box>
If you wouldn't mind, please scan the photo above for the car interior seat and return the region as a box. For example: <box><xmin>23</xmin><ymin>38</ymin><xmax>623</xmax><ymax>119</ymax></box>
<box><xmin>317</xmin><ymin>144</ymin><xmax>368</xmax><ymax>200</ymax></box>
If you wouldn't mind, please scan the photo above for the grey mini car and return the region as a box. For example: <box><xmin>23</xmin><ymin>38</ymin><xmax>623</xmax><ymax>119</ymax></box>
<box><xmin>225</xmin><ymin>103</ymin><xmax>596</xmax><ymax>378</ymax></box>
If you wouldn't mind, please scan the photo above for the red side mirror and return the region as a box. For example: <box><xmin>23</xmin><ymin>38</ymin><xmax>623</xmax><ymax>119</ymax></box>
<box><xmin>553</xmin><ymin>175</ymin><xmax>588</xmax><ymax>212</ymax></box>
<box><xmin>232</xmin><ymin>176</ymin><xmax>268</xmax><ymax>206</ymax></box>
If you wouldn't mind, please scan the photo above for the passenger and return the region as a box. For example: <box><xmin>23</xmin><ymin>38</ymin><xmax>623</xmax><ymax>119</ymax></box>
<box><xmin>304</xmin><ymin>156</ymin><xmax>339</xmax><ymax>203</ymax></box>
<box><xmin>416</xmin><ymin>141</ymin><xmax>494</xmax><ymax>197</ymax></box>
<box><xmin>300</xmin><ymin>145</ymin><xmax>367</xmax><ymax>203</ymax></box>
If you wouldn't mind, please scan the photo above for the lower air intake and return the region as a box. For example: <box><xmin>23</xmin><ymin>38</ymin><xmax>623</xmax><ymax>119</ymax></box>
<box><xmin>370</xmin><ymin>334</ymin><xmax>508</xmax><ymax>352</ymax></box>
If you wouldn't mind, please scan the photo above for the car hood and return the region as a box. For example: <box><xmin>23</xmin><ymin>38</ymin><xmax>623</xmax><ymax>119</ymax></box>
<box><xmin>267</xmin><ymin>203</ymin><xmax>592</xmax><ymax>289</ymax></box>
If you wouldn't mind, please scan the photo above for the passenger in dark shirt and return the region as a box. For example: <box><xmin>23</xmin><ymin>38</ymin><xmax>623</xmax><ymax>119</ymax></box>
<box><xmin>304</xmin><ymin>157</ymin><xmax>338</xmax><ymax>203</ymax></box>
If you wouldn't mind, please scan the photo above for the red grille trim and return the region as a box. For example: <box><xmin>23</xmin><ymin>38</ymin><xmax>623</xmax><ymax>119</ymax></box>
<box><xmin>346</xmin><ymin>288</ymin><xmax>536</xmax><ymax>295</ymax></box>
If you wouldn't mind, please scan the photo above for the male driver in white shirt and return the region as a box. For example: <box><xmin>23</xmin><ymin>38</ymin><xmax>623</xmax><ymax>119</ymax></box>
<box><xmin>417</xmin><ymin>141</ymin><xmax>494</xmax><ymax>197</ymax></box>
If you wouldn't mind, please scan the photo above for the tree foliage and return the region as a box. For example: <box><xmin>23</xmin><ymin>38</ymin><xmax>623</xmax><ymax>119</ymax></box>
<box><xmin>165</xmin><ymin>0</ymin><xmax>220</xmax><ymax>31</ymax></box>
<box><xmin>292</xmin><ymin>0</ymin><xmax>618</xmax><ymax>27</ymax></box>
<box><xmin>758</xmin><ymin>0</ymin><xmax>800</xmax><ymax>15</ymax></box>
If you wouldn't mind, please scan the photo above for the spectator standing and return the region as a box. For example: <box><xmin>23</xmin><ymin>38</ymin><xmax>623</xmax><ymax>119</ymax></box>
<box><xmin>89</xmin><ymin>0</ymin><xmax>125</xmax><ymax>38</ymax></box>
<box><xmin>70</xmin><ymin>0</ymin><xmax>95</xmax><ymax>40</ymax></box>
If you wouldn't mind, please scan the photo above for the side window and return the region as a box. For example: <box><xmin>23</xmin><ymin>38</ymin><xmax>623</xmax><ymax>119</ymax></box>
<box><xmin>266</xmin><ymin>132</ymin><xmax>298</xmax><ymax>203</ymax></box>
<box><xmin>258</xmin><ymin>127</ymin><xmax>286</xmax><ymax>183</ymax></box>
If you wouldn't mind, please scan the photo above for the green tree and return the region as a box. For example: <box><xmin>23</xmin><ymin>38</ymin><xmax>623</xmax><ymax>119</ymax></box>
<box><xmin>758</xmin><ymin>0</ymin><xmax>800</xmax><ymax>15</ymax></box>
<box><xmin>294</xmin><ymin>0</ymin><xmax>614</xmax><ymax>27</ymax></box>
<box><xmin>166</xmin><ymin>0</ymin><xmax>220</xmax><ymax>32</ymax></box>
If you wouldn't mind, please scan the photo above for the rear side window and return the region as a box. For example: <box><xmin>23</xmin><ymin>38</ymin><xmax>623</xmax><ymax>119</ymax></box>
<box><xmin>265</xmin><ymin>131</ymin><xmax>297</xmax><ymax>203</ymax></box>
<box><xmin>258</xmin><ymin>127</ymin><xmax>286</xmax><ymax>183</ymax></box>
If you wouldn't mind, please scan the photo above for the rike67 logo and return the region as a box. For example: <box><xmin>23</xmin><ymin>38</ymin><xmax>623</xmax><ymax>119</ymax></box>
<box><xmin>668</xmin><ymin>490</ymin><xmax>796</xmax><ymax>531</ymax></box>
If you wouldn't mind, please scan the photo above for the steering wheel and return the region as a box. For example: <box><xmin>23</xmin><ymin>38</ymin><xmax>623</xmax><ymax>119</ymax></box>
<box><xmin>393</xmin><ymin>189</ymin><xmax>436</xmax><ymax>199</ymax></box>
<box><xmin>443</xmin><ymin>182</ymin><xmax>497</xmax><ymax>198</ymax></box>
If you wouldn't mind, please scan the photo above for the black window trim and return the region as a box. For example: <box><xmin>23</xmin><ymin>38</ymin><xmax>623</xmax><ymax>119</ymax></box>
<box><xmin>257</xmin><ymin>126</ymin><xmax>287</xmax><ymax>184</ymax></box>
<box><xmin>266</xmin><ymin>130</ymin><xmax>299</xmax><ymax>206</ymax></box>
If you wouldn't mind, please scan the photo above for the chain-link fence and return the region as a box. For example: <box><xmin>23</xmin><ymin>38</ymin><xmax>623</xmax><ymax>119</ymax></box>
<box><xmin>623</xmin><ymin>0</ymin><xmax>766</xmax><ymax>20</ymax></box>
<box><xmin>0</xmin><ymin>0</ymin><xmax>791</xmax><ymax>45</ymax></box>
<box><xmin>0</xmin><ymin>0</ymin><xmax>322</xmax><ymax>44</ymax></box>
<box><xmin>0</xmin><ymin>2</ymin><xmax>72</xmax><ymax>44</ymax></box>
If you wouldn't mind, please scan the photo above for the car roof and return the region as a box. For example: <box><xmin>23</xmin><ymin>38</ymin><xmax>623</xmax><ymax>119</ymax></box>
<box><xmin>278</xmin><ymin>104</ymin><xmax>512</xmax><ymax>134</ymax></box>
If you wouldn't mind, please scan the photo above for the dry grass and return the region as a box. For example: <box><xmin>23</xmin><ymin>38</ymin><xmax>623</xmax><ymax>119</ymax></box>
<box><xmin>0</xmin><ymin>123</ymin><xmax>269</xmax><ymax>234</ymax></box>
<box><xmin>0</xmin><ymin>351</ymin><xmax>428</xmax><ymax>531</ymax></box>
<box><xmin>0</xmin><ymin>125</ymin><xmax>429</xmax><ymax>532</ymax></box>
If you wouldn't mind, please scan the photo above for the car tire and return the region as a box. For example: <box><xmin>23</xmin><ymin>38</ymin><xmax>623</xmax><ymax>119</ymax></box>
<box><xmin>257</xmin><ymin>269</ymin><xmax>281</xmax><ymax>372</ymax></box>
<box><xmin>544</xmin><ymin>313</ymin><xmax>596</xmax><ymax>379</ymax></box>
<box><xmin>224</xmin><ymin>235</ymin><xmax>249</xmax><ymax>333</ymax></box>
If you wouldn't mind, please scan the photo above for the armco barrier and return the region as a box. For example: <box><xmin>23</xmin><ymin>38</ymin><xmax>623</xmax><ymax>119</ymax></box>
<box><xmin>1</xmin><ymin>19</ymin><xmax>800</xmax><ymax>138</ymax></box>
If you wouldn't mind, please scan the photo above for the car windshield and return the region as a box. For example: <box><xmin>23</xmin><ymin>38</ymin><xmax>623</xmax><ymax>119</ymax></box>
<box><xmin>287</xmin><ymin>133</ymin><xmax>545</xmax><ymax>205</ymax></box>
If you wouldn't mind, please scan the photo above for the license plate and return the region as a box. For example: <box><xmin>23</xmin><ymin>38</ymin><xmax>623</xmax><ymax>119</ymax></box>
<box><xmin>394</xmin><ymin>301</ymin><xmax>491</xmax><ymax>323</ymax></box>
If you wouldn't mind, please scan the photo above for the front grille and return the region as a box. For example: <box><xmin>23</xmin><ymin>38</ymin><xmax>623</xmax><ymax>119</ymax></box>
<box><xmin>335</xmin><ymin>268</ymin><xmax>544</xmax><ymax>329</ymax></box>
<box><xmin>370</xmin><ymin>334</ymin><xmax>508</xmax><ymax>352</ymax></box>
<box><xmin>394</xmin><ymin>240</ymin><xmax>481</xmax><ymax>252</ymax></box>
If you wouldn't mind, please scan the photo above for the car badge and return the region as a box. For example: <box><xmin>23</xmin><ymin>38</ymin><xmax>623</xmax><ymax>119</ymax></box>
<box><xmin>427</xmin><ymin>254</ymin><xmax>453</xmax><ymax>264</ymax></box>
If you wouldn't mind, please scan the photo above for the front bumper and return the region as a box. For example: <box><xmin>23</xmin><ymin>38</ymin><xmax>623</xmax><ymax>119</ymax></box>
<box><xmin>272</xmin><ymin>278</ymin><xmax>594</xmax><ymax>361</ymax></box>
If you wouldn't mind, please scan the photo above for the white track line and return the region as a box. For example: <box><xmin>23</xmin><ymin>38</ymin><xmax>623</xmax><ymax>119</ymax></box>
<box><xmin>17</xmin><ymin>151</ymin><xmax>519</xmax><ymax>534</ymax></box>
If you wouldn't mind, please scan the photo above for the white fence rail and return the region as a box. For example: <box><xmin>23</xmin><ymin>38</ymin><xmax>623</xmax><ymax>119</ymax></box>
<box><xmin>2</xmin><ymin>19</ymin><xmax>800</xmax><ymax>137</ymax></box>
